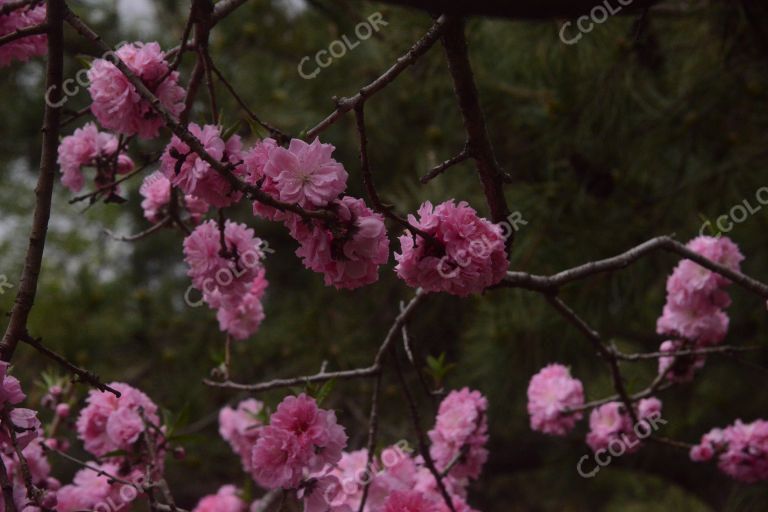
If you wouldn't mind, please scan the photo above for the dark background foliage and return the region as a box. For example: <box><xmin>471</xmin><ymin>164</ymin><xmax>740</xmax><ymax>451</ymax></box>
<box><xmin>1</xmin><ymin>0</ymin><xmax>768</xmax><ymax>510</ymax></box>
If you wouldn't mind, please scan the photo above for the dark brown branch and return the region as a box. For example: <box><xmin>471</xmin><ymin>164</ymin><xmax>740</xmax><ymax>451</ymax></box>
<box><xmin>545</xmin><ymin>295</ymin><xmax>640</xmax><ymax>426</ymax></box>
<box><xmin>503</xmin><ymin>235</ymin><xmax>768</xmax><ymax>299</ymax></box>
<box><xmin>21</xmin><ymin>334</ymin><xmax>121</xmax><ymax>396</ymax></box>
<box><xmin>0</xmin><ymin>22</ymin><xmax>47</xmax><ymax>47</ymax></box>
<box><xmin>420</xmin><ymin>144</ymin><xmax>470</xmax><ymax>184</ymax></box>
<box><xmin>3</xmin><ymin>412</ymin><xmax>42</xmax><ymax>508</ymax></box>
<box><xmin>616</xmin><ymin>345</ymin><xmax>759</xmax><ymax>361</ymax></box>
<box><xmin>69</xmin><ymin>155</ymin><xmax>161</xmax><ymax>205</ymax></box>
<box><xmin>441</xmin><ymin>16</ymin><xmax>510</xmax><ymax>227</ymax></box>
<box><xmin>353</xmin><ymin>105</ymin><xmax>436</xmax><ymax>241</ymax></box>
<box><xmin>390</xmin><ymin>346</ymin><xmax>456</xmax><ymax>512</ymax></box>
<box><xmin>305</xmin><ymin>15</ymin><xmax>447</xmax><ymax>140</ymax></box>
<box><xmin>357</xmin><ymin>372</ymin><xmax>382</xmax><ymax>512</ymax></box>
<box><xmin>60</xmin><ymin>106</ymin><xmax>90</xmax><ymax>128</ymax></box>
<box><xmin>0</xmin><ymin>0</ymin><xmax>64</xmax><ymax>362</ymax></box>
<box><xmin>103</xmin><ymin>217</ymin><xmax>172</xmax><ymax>243</ymax></box>
<box><xmin>0</xmin><ymin>0</ymin><xmax>42</xmax><ymax>16</ymax></box>
<box><xmin>207</xmin><ymin>59</ymin><xmax>290</xmax><ymax>145</ymax></box>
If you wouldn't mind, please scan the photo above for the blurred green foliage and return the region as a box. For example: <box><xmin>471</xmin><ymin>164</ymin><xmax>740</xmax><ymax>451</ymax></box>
<box><xmin>1</xmin><ymin>0</ymin><xmax>768</xmax><ymax>510</ymax></box>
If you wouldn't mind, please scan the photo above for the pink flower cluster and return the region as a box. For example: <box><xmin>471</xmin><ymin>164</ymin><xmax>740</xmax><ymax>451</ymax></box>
<box><xmin>183</xmin><ymin>220</ymin><xmax>268</xmax><ymax>340</ymax></box>
<box><xmin>56</xmin><ymin>462</ymin><xmax>144</xmax><ymax>512</ymax></box>
<box><xmin>690</xmin><ymin>419</ymin><xmax>768</xmax><ymax>483</ymax></box>
<box><xmin>57</xmin><ymin>123</ymin><xmax>134</xmax><ymax>194</ymax></box>
<box><xmin>75</xmin><ymin>382</ymin><xmax>160</xmax><ymax>458</ymax></box>
<box><xmin>586</xmin><ymin>398</ymin><xmax>662</xmax><ymax>453</ymax></box>
<box><xmin>191</xmin><ymin>485</ymin><xmax>247</xmax><ymax>512</ymax></box>
<box><xmin>246</xmin><ymin>138</ymin><xmax>389</xmax><ymax>290</ymax></box>
<box><xmin>0</xmin><ymin>362</ymin><xmax>42</xmax><ymax>451</ymax></box>
<box><xmin>0</xmin><ymin>364</ymin><xmax>56</xmax><ymax>510</ymax></box>
<box><xmin>395</xmin><ymin>201</ymin><xmax>508</xmax><ymax>297</ymax></box>
<box><xmin>139</xmin><ymin>171</ymin><xmax>209</xmax><ymax>224</ymax></box>
<box><xmin>250</xmin><ymin>394</ymin><xmax>347</xmax><ymax>489</ymax></box>
<box><xmin>0</xmin><ymin>1</ymin><xmax>46</xmax><ymax>67</ymax></box>
<box><xmin>160</xmin><ymin>123</ymin><xmax>244</xmax><ymax>208</ymax></box>
<box><xmin>88</xmin><ymin>42</ymin><xmax>185</xmax><ymax>139</ymax></box>
<box><xmin>656</xmin><ymin>236</ymin><xmax>744</xmax><ymax>382</ymax></box>
<box><xmin>219</xmin><ymin>399</ymin><xmax>264</xmax><ymax>474</ymax></box>
<box><xmin>428</xmin><ymin>388</ymin><xmax>488</xmax><ymax>480</ymax></box>
<box><xmin>1</xmin><ymin>439</ymin><xmax>59</xmax><ymax>511</ymax></box>
<box><xmin>527</xmin><ymin>364</ymin><xmax>584</xmax><ymax>436</ymax></box>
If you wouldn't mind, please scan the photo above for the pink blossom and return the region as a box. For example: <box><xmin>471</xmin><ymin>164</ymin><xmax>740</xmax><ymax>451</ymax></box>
<box><xmin>291</xmin><ymin>196</ymin><xmax>390</xmax><ymax>289</ymax></box>
<box><xmin>690</xmin><ymin>419</ymin><xmax>768</xmax><ymax>482</ymax></box>
<box><xmin>242</xmin><ymin>138</ymin><xmax>283</xmax><ymax>220</ymax></box>
<box><xmin>0</xmin><ymin>362</ymin><xmax>25</xmax><ymax>406</ymax></box>
<box><xmin>140</xmin><ymin>171</ymin><xmax>172</xmax><ymax>223</ymax></box>
<box><xmin>527</xmin><ymin>363</ymin><xmax>584</xmax><ymax>436</ymax></box>
<box><xmin>185</xmin><ymin>195</ymin><xmax>210</xmax><ymax>223</ymax></box>
<box><xmin>1</xmin><ymin>439</ymin><xmax>58</xmax><ymax>511</ymax></box>
<box><xmin>0</xmin><ymin>1</ymin><xmax>46</xmax><ymax>67</ymax></box>
<box><xmin>57</xmin><ymin>123</ymin><xmax>134</xmax><ymax>193</ymax></box>
<box><xmin>183</xmin><ymin>220</ymin><xmax>264</xmax><ymax>305</ymax></box>
<box><xmin>251</xmin><ymin>394</ymin><xmax>347</xmax><ymax>490</ymax></box>
<box><xmin>76</xmin><ymin>382</ymin><xmax>160</xmax><ymax>457</ymax></box>
<box><xmin>657</xmin><ymin>340</ymin><xmax>705</xmax><ymax>383</ymax></box>
<box><xmin>299</xmin><ymin>474</ymin><xmax>350</xmax><ymax>512</ymax></box>
<box><xmin>656</xmin><ymin>302</ymin><xmax>729</xmax><ymax>347</ymax></box>
<box><xmin>586</xmin><ymin>398</ymin><xmax>663</xmax><ymax>454</ymax></box>
<box><xmin>192</xmin><ymin>485</ymin><xmax>246</xmax><ymax>512</ymax></box>
<box><xmin>263</xmin><ymin>138</ymin><xmax>347</xmax><ymax>208</ymax></box>
<box><xmin>383</xmin><ymin>491</ymin><xmax>440</xmax><ymax>512</ymax></box>
<box><xmin>215</xmin><ymin>270</ymin><xmax>268</xmax><ymax>340</ymax></box>
<box><xmin>395</xmin><ymin>200</ymin><xmax>508</xmax><ymax>297</ymax></box>
<box><xmin>219</xmin><ymin>399</ymin><xmax>264</xmax><ymax>474</ymax></box>
<box><xmin>1</xmin><ymin>408</ymin><xmax>42</xmax><ymax>450</ymax></box>
<box><xmin>87</xmin><ymin>42</ymin><xmax>185</xmax><ymax>139</ymax></box>
<box><xmin>160</xmin><ymin>124</ymin><xmax>244</xmax><ymax>208</ymax></box>
<box><xmin>56</xmin><ymin>463</ymin><xmax>142</xmax><ymax>512</ymax></box>
<box><xmin>428</xmin><ymin>388</ymin><xmax>488</xmax><ymax>480</ymax></box>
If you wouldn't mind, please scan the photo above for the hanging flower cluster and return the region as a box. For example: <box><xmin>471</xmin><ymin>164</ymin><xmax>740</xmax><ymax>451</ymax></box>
<box><xmin>0</xmin><ymin>1</ymin><xmax>47</xmax><ymax>67</ymax></box>
<box><xmin>209</xmin><ymin>390</ymin><xmax>488</xmax><ymax>512</ymax></box>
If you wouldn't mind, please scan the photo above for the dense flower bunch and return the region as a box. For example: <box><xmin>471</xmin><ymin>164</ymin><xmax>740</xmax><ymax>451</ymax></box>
<box><xmin>246</xmin><ymin>137</ymin><xmax>390</xmax><ymax>290</ymax></box>
<box><xmin>585</xmin><ymin>398</ymin><xmax>662</xmax><ymax>453</ymax></box>
<box><xmin>0</xmin><ymin>363</ymin><xmax>56</xmax><ymax>510</ymax></box>
<box><xmin>183</xmin><ymin>220</ymin><xmax>268</xmax><ymax>339</ymax></box>
<box><xmin>139</xmin><ymin>171</ymin><xmax>209</xmax><ymax>224</ymax></box>
<box><xmin>160</xmin><ymin>123</ymin><xmax>244</xmax><ymax>207</ymax></box>
<box><xmin>428</xmin><ymin>388</ymin><xmax>488</xmax><ymax>480</ymax></box>
<box><xmin>527</xmin><ymin>364</ymin><xmax>585</xmax><ymax>436</ymax></box>
<box><xmin>690</xmin><ymin>419</ymin><xmax>768</xmax><ymax>483</ymax></box>
<box><xmin>0</xmin><ymin>1</ymin><xmax>47</xmax><ymax>67</ymax></box>
<box><xmin>56</xmin><ymin>382</ymin><xmax>167</xmax><ymax>511</ymax></box>
<box><xmin>88</xmin><ymin>42</ymin><xmax>185</xmax><ymax>139</ymax></box>
<box><xmin>656</xmin><ymin>236</ymin><xmax>743</xmax><ymax>382</ymax></box>
<box><xmin>76</xmin><ymin>382</ymin><xmax>161</xmax><ymax>457</ymax></box>
<box><xmin>213</xmin><ymin>390</ymin><xmax>487</xmax><ymax>512</ymax></box>
<box><xmin>192</xmin><ymin>485</ymin><xmax>248</xmax><ymax>512</ymax></box>
<box><xmin>57</xmin><ymin>122</ymin><xmax>134</xmax><ymax>195</ymax></box>
<box><xmin>395</xmin><ymin>200</ymin><xmax>508</xmax><ymax>297</ymax></box>
<box><xmin>250</xmin><ymin>393</ymin><xmax>347</xmax><ymax>489</ymax></box>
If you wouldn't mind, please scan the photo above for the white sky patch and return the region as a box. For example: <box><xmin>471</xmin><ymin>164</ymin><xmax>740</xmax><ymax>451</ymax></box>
<box><xmin>116</xmin><ymin>0</ymin><xmax>158</xmax><ymax>38</ymax></box>
<box><xmin>274</xmin><ymin>0</ymin><xmax>308</xmax><ymax>19</ymax></box>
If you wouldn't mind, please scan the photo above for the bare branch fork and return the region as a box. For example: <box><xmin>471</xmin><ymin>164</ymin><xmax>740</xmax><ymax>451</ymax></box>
<box><xmin>0</xmin><ymin>23</ymin><xmax>48</xmax><ymax>47</ymax></box>
<box><xmin>204</xmin><ymin>290</ymin><xmax>427</xmax><ymax>392</ymax></box>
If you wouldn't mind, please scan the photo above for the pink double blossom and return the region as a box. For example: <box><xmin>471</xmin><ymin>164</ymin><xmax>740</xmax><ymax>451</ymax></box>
<box><xmin>88</xmin><ymin>42</ymin><xmax>185</xmax><ymax>139</ymax></box>
<box><xmin>690</xmin><ymin>419</ymin><xmax>768</xmax><ymax>483</ymax></box>
<box><xmin>527</xmin><ymin>363</ymin><xmax>584</xmax><ymax>436</ymax></box>
<box><xmin>395</xmin><ymin>201</ymin><xmax>508</xmax><ymax>296</ymax></box>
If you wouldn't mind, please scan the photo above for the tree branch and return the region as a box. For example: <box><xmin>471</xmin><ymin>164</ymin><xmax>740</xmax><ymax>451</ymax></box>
<box><xmin>0</xmin><ymin>0</ymin><xmax>64</xmax><ymax>362</ymax></box>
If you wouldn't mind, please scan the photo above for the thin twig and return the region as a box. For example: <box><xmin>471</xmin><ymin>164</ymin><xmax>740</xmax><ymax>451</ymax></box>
<box><xmin>305</xmin><ymin>15</ymin><xmax>447</xmax><ymax>139</ymax></box>
<box><xmin>103</xmin><ymin>217</ymin><xmax>171</xmax><ymax>243</ymax></box>
<box><xmin>21</xmin><ymin>334</ymin><xmax>121</xmax><ymax>396</ymax></box>
<box><xmin>420</xmin><ymin>144</ymin><xmax>470</xmax><ymax>183</ymax></box>
<box><xmin>0</xmin><ymin>23</ymin><xmax>48</xmax><ymax>47</ymax></box>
